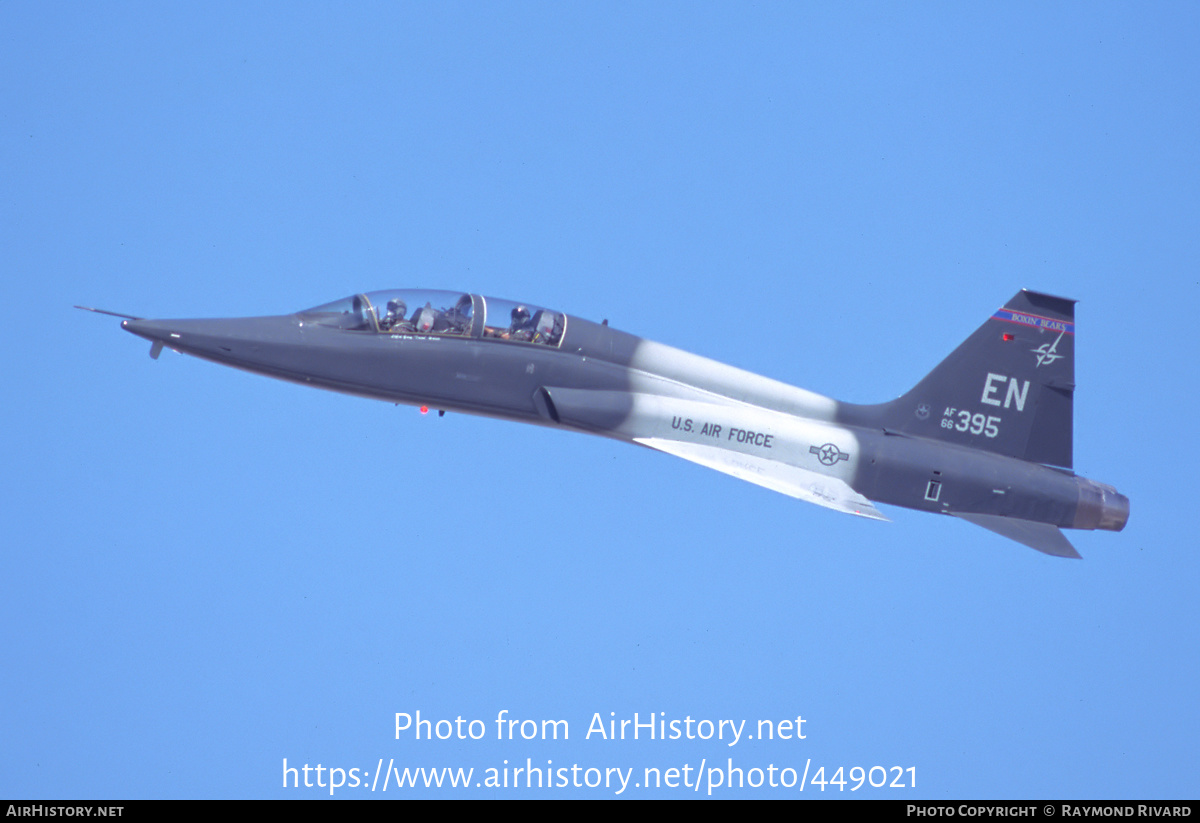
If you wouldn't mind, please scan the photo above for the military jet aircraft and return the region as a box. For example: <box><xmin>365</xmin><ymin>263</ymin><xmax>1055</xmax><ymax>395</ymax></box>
<box><xmin>79</xmin><ymin>288</ymin><xmax>1128</xmax><ymax>558</ymax></box>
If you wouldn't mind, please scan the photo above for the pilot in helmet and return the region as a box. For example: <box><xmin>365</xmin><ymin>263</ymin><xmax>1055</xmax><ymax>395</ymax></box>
<box><xmin>384</xmin><ymin>299</ymin><xmax>408</xmax><ymax>330</ymax></box>
<box><xmin>510</xmin><ymin>305</ymin><xmax>533</xmax><ymax>340</ymax></box>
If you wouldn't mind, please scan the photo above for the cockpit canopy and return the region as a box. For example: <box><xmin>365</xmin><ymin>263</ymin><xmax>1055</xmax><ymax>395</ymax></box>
<box><xmin>298</xmin><ymin>289</ymin><xmax>566</xmax><ymax>348</ymax></box>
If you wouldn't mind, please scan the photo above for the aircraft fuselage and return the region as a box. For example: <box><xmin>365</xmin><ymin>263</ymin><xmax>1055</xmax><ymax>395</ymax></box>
<box><xmin>104</xmin><ymin>287</ymin><xmax>1127</xmax><ymax>558</ymax></box>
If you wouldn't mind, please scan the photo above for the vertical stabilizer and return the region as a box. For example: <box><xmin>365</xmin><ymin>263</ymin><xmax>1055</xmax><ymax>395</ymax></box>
<box><xmin>868</xmin><ymin>290</ymin><xmax>1076</xmax><ymax>468</ymax></box>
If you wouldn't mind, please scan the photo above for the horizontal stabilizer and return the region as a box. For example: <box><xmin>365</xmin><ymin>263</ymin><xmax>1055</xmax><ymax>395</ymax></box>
<box><xmin>635</xmin><ymin>437</ymin><xmax>889</xmax><ymax>521</ymax></box>
<box><xmin>952</xmin><ymin>512</ymin><xmax>1081</xmax><ymax>558</ymax></box>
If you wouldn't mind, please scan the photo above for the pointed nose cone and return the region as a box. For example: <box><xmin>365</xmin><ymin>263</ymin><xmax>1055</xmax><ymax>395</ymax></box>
<box><xmin>121</xmin><ymin>318</ymin><xmax>175</xmax><ymax>343</ymax></box>
<box><xmin>122</xmin><ymin>318</ymin><xmax>173</xmax><ymax>358</ymax></box>
<box><xmin>121</xmin><ymin>314</ymin><xmax>306</xmax><ymax>375</ymax></box>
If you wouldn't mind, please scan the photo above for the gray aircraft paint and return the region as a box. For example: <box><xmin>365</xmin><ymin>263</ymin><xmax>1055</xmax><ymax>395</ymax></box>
<box><xmin>81</xmin><ymin>288</ymin><xmax>1128</xmax><ymax>558</ymax></box>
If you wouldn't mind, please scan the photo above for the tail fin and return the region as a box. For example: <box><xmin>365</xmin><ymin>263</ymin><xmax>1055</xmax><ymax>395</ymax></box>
<box><xmin>875</xmin><ymin>290</ymin><xmax>1076</xmax><ymax>468</ymax></box>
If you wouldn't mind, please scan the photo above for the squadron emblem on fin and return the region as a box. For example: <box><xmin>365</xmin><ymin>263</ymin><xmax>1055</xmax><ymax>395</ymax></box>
<box><xmin>1032</xmin><ymin>331</ymin><xmax>1067</xmax><ymax>368</ymax></box>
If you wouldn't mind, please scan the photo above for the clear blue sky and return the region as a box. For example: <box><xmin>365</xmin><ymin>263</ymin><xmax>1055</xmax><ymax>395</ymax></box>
<box><xmin>3</xmin><ymin>2</ymin><xmax>1196</xmax><ymax>798</ymax></box>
